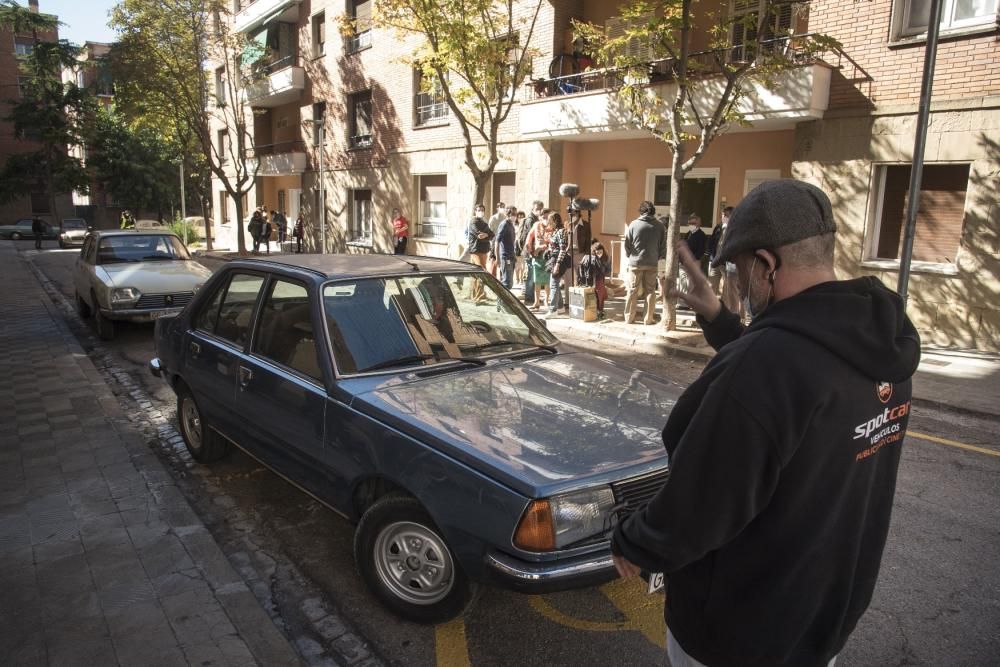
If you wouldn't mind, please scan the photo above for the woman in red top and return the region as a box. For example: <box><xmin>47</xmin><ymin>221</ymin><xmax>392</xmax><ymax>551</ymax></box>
<box><xmin>391</xmin><ymin>208</ymin><xmax>409</xmax><ymax>255</ymax></box>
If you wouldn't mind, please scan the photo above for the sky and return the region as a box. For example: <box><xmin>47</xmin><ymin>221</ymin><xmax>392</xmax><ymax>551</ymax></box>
<box><xmin>23</xmin><ymin>0</ymin><xmax>119</xmax><ymax>46</ymax></box>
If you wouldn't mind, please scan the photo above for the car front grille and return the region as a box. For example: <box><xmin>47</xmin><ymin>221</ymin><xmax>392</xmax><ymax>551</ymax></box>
<box><xmin>611</xmin><ymin>468</ymin><xmax>669</xmax><ymax>517</ymax></box>
<box><xmin>135</xmin><ymin>292</ymin><xmax>194</xmax><ymax>309</ymax></box>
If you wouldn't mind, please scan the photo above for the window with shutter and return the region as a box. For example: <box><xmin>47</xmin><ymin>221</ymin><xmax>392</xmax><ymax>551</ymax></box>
<box><xmin>605</xmin><ymin>14</ymin><xmax>655</xmax><ymax>62</ymax></box>
<box><xmin>870</xmin><ymin>164</ymin><xmax>969</xmax><ymax>265</ymax></box>
<box><xmin>743</xmin><ymin>169</ymin><xmax>782</xmax><ymax>196</ymax></box>
<box><xmin>418</xmin><ymin>175</ymin><xmax>448</xmax><ymax>238</ymax></box>
<box><xmin>897</xmin><ymin>0</ymin><xmax>996</xmax><ymax>39</ymax></box>
<box><xmin>729</xmin><ymin>0</ymin><xmax>793</xmax><ymax>61</ymax></box>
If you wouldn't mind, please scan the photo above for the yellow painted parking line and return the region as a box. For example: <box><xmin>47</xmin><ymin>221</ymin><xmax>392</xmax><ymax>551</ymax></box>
<box><xmin>435</xmin><ymin>617</ymin><xmax>471</xmax><ymax>667</ymax></box>
<box><xmin>529</xmin><ymin>595</ymin><xmax>631</xmax><ymax>632</ymax></box>
<box><xmin>600</xmin><ymin>578</ymin><xmax>667</xmax><ymax>649</ymax></box>
<box><xmin>909</xmin><ymin>430</ymin><xmax>1000</xmax><ymax>458</ymax></box>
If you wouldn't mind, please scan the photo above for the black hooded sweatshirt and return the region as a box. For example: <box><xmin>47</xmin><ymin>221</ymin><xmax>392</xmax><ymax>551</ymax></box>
<box><xmin>612</xmin><ymin>277</ymin><xmax>921</xmax><ymax>667</ymax></box>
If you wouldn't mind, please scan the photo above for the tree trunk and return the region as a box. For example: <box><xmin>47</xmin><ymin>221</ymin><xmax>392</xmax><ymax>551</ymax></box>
<box><xmin>234</xmin><ymin>195</ymin><xmax>247</xmax><ymax>257</ymax></box>
<box><xmin>203</xmin><ymin>196</ymin><xmax>213</xmax><ymax>252</ymax></box>
<box><xmin>661</xmin><ymin>146</ymin><xmax>687</xmax><ymax>331</ymax></box>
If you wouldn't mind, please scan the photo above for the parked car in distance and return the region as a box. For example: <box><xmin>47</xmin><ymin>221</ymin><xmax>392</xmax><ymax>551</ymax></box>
<box><xmin>0</xmin><ymin>218</ymin><xmax>58</xmax><ymax>240</ymax></box>
<box><xmin>149</xmin><ymin>254</ymin><xmax>676</xmax><ymax>624</ymax></box>
<box><xmin>74</xmin><ymin>230</ymin><xmax>213</xmax><ymax>341</ymax></box>
<box><xmin>135</xmin><ymin>219</ymin><xmax>165</xmax><ymax>230</ymax></box>
<box><xmin>59</xmin><ymin>218</ymin><xmax>89</xmax><ymax>248</ymax></box>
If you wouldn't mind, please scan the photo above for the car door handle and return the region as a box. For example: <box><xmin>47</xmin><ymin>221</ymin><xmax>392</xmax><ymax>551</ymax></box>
<box><xmin>189</xmin><ymin>341</ymin><xmax>200</xmax><ymax>357</ymax></box>
<box><xmin>238</xmin><ymin>366</ymin><xmax>253</xmax><ymax>389</ymax></box>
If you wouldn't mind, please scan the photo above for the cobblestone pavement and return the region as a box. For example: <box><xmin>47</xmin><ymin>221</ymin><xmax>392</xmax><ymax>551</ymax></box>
<box><xmin>0</xmin><ymin>243</ymin><xmax>302</xmax><ymax>666</ymax></box>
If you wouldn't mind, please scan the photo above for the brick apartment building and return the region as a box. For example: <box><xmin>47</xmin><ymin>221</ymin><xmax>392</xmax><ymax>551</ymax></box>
<box><xmin>212</xmin><ymin>0</ymin><xmax>999</xmax><ymax>351</ymax></box>
<box><xmin>0</xmin><ymin>0</ymin><xmax>73</xmax><ymax>225</ymax></box>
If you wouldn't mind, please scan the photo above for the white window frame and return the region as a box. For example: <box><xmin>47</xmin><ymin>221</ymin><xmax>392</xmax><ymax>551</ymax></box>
<box><xmin>348</xmin><ymin>189</ymin><xmax>373</xmax><ymax>245</ymax></box>
<box><xmin>861</xmin><ymin>162</ymin><xmax>968</xmax><ymax>275</ymax></box>
<box><xmin>644</xmin><ymin>168</ymin><xmax>721</xmax><ymax>227</ymax></box>
<box><xmin>311</xmin><ymin>11</ymin><xmax>326</xmax><ymax>58</ymax></box>
<box><xmin>892</xmin><ymin>0</ymin><xmax>998</xmax><ymax>40</ymax></box>
<box><xmin>417</xmin><ymin>174</ymin><xmax>448</xmax><ymax>239</ymax></box>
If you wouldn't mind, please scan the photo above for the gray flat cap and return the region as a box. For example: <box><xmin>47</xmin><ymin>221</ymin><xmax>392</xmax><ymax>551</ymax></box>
<box><xmin>712</xmin><ymin>180</ymin><xmax>836</xmax><ymax>267</ymax></box>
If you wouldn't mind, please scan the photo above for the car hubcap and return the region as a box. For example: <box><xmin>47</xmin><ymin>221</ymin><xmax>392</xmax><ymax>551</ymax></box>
<box><xmin>181</xmin><ymin>397</ymin><xmax>203</xmax><ymax>451</ymax></box>
<box><xmin>374</xmin><ymin>521</ymin><xmax>454</xmax><ymax>605</ymax></box>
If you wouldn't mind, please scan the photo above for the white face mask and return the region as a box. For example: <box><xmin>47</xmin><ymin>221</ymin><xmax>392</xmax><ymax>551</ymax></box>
<box><xmin>689</xmin><ymin>224</ymin><xmax>698</xmax><ymax>233</ymax></box>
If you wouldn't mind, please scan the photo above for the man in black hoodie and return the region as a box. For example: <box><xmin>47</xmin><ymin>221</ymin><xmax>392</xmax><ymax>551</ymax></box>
<box><xmin>611</xmin><ymin>180</ymin><xmax>920</xmax><ymax>667</ymax></box>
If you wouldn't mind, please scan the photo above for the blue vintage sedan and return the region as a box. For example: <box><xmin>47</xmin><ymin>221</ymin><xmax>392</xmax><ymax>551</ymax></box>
<box><xmin>150</xmin><ymin>254</ymin><xmax>676</xmax><ymax>623</ymax></box>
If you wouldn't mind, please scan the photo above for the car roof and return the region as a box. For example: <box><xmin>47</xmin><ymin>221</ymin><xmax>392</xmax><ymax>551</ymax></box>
<box><xmin>90</xmin><ymin>229</ymin><xmax>179</xmax><ymax>238</ymax></box>
<box><xmin>229</xmin><ymin>253</ymin><xmax>480</xmax><ymax>279</ymax></box>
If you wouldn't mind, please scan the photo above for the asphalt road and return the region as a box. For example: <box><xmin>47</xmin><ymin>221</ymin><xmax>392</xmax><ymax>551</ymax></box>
<box><xmin>25</xmin><ymin>246</ymin><xmax>1000</xmax><ymax>666</ymax></box>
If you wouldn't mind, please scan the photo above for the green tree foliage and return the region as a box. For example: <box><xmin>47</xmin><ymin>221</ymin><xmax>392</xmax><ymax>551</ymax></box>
<box><xmin>87</xmin><ymin>109</ymin><xmax>178</xmax><ymax>218</ymax></box>
<box><xmin>372</xmin><ymin>0</ymin><xmax>543</xmax><ymax>208</ymax></box>
<box><xmin>110</xmin><ymin>0</ymin><xmax>257</xmax><ymax>254</ymax></box>
<box><xmin>574</xmin><ymin>0</ymin><xmax>838</xmax><ymax>329</ymax></box>
<box><xmin>0</xmin><ymin>1</ymin><xmax>92</xmax><ymax>218</ymax></box>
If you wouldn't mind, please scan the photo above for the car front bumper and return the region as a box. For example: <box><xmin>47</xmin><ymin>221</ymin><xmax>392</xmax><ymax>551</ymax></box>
<box><xmin>100</xmin><ymin>306</ymin><xmax>184</xmax><ymax>322</ymax></box>
<box><xmin>484</xmin><ymin>548</ymin><xmax>617</xmax><ymax>594</ymax></box>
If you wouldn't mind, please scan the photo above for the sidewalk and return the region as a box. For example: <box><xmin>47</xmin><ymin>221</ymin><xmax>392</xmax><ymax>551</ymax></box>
<box><xmin>0</xmin><ymin>244</ymin><xmax>301</xmax><ymax>666</ymax></box>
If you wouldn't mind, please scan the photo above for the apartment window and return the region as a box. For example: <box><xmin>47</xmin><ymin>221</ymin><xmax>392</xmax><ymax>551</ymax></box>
<box><xmin>868</xmin><ymin>164</ymin><xmax>969</xmax><ymax>266</ymax></box>
<box><xmin>96</xmin><ymin>70</ymin><xmax>114</xmax><ymax>96</ymax></box>
<box><xmin>76</xmin><ymin>70</ymin><xmax>85</xmax><ymax>88</ymax></box>
<box><xmin>312</xmin><ymin>102</ymin><xmax>326</xmax><ymax>146</ymax></box>
<box><xmin>214</xmin><ymin>67</ymin><xmax>227</xmax><ymax>106</ymax></box>
<box><xmin>896</xmin><ymin>0</ymin><xmax>996</xmax><ymax>38</ymax></box>
<box><xmin>605</xmin><ymin>14</ymin><xmax>655</xmax><ymax>61</ymax></box>
<box><xmin>219</xmin><ymin>191</ymin><xmax>230</xmax><ymax>222</ymax></box>
<box><xmin>312</xmin><ymin>12</ymin><xmax>326</xmax><ymax>57</ymax></box>
<box><xmin>346</xmin><ymin>0</ymin><xmax>372</xmax><ymax>53</ymax></box>
<box><xmin>729</xmin><ymin>0</ymin><xmax>793</xmax><ymax>62</ymax></box>
<box><xmin>417</xmin><ymin>175</ymin><xmax>447</xmax><ymax>238</ymax></box>
<box><xmin>14</xmin><ymin>37</ymin><xmax>32</xmax><ymax>58</ymax></box>
<box><xmin>217</xmin><ymin>129</ymin><xmax>229</xmax><ymax>164</ymax></box>
<box><xmin>349</xmin><ymin>91</ymin><xmax>373</xmax><ymax>149</ymax></box>
<box><xmin>601</xmin><ymin>172</ymin><xmax>628</xmax><ymax>236</ymax></box>
<box><xmin>414</xmin><ymin>69</ymin><xmax>448</xmax><ymax>126</ymax></box>
<box><xmin>349</xmin><ymin>189</ymin><xmax>373</xmax><ymax>244</ymax></box>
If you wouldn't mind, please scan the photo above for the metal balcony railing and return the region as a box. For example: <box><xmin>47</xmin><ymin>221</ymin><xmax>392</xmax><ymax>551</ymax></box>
<box><xmin>349</xmin><ymin>134</ymin><xmax>373</xmax><ymax>149</ymax></box>
<box><xmin>247</xmin><ymin>140</ymin><xmax>307</xmax><ymax>158</ymax></box>
<box><xmin>346</xmin><ymin>30</ymin><xmax>372</xmax><ymax>53</ymax></box>
<box><xmin>524</xmin><ymin>34</ymin><xmax>853</xmax><ymax>102</ymax></box>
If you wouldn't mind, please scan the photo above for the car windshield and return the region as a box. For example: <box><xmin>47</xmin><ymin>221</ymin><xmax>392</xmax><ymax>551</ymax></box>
<box><xmin>63</xmin><ymin>220</ymin><xmax>86</xmax><ymax>230</ymax></box>
<box><xmin>97</xmin><ymin>234</ymin><xmax>191</xmax><ymax>264</ymax></box>
<box><xmin>323</xmin><ymin>272</ymin><xmax>558</xmax><ymax>374</ymax></box>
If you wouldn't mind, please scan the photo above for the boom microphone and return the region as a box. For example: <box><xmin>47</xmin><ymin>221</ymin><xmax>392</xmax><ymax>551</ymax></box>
<box><xmin>559</xmin><ymin>183</ymin><xmax>580</xmax><ymax>198</ymax></box>
<box><xmin>574</xmin><ymin>198</ymin><xmax>600</xmax><ymax>211</ymax></box>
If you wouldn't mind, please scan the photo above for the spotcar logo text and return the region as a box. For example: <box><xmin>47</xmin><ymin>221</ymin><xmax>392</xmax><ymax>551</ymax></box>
<box><xmin>853</xmin><ymin>400</ymin><xmax>911</xmax><ymax>461</ymax></box>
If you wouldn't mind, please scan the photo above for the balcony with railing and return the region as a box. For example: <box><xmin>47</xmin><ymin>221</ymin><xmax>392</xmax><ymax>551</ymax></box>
<box><xmin>246</xmin><ymin>140</ymin><xmax>307</xmax><ymax>176</ymax></box>
<box><xmin>345</xmin><ymin>29</ymin><xmax>372</xmax><ymax>54</ymax></box>
<box><xmin>521</xmin><ymin>36</ymin><xmax>849</xmax><ymax>141</ymax></box>
<box><xmin>245</xmin><ymin>55</ymin><xmax>305</xmax><ymax>108</ymax></box>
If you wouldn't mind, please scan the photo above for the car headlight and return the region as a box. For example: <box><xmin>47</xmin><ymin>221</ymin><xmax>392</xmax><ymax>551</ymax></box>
<box><xmin>513</xmin><ymin>486</ymin><xmax>616</xmax><ymax>552</ymax></box>
<box><xmin>110</xmin><ymin>287</ymin><xmax>141</xmax><ymax>308</ymax></box>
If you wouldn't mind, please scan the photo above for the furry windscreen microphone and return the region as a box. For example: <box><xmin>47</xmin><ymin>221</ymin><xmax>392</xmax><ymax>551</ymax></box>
<box><xmin>558</xmin><ymin>183</ymin><xmax>580</xmax><ymax>198</ymax></box>
<box><xmin>575</xmin><ymin>198</ymin><xmax>600</xmax><ymax>211</ymax></box>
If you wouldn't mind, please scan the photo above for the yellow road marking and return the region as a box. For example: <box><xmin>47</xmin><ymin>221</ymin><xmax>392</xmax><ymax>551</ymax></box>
<box><xmin>435</xmin><ymin>617</ymin><xmax>471</xmax><ymax>667</ymax></box>
<box><xmin>600</xmin><ymin>578</ymin><xmax>667</xmax><ymax>648</ymax></box>
<box><xmin>909</xmin><ymin>430</ymin><xmax>1000</xmax><ymax>458</ymax></box>
<box><xmin>529</xmin><ymin>578</ymin><xmax>666</xmax><ymax>648</ymax></box>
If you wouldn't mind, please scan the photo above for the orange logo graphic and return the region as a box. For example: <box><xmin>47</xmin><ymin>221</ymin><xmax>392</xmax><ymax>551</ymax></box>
<box><xmin>877</xmin><ymin>382</ymin><xmax>893</xmax><ymax>404</ymax></box>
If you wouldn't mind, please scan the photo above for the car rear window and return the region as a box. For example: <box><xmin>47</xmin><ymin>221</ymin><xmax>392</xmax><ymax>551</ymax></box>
<box><xmin>211</xmin><ymin>273</ymin><xmax>265</xmax><ymax>347</ymax></box>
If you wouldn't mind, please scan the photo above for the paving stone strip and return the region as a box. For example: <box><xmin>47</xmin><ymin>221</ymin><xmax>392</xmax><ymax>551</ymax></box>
<box><xmin>17</xmin><ymin>247</ymin><xmax>384</xmax><ymax>667</ymax></box>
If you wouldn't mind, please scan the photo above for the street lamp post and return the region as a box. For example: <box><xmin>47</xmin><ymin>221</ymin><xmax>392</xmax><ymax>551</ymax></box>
<box><xmin>310</xmin><ymin>118</ymin><xmax>327</xmax><ymax>254</ymax></box>
<box><xmin>179</xmin><ymin>161</ymin><xmax>187</xmax><ymax>242</ymax></box>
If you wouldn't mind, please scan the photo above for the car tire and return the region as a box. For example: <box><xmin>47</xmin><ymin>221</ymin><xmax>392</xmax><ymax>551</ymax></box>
<box><xmin>59</xmin><ymin>239</ymin><xmax>66</xmax><ymax>249</ymax></box>
<box><xmin>11</xmin><ymin>232</ymin><xmax>21</xmax><ymax>240</ymax></box>
<box><xmin>354</xmin><ymin>495</ymin><xmax>478</xmax><ymax>624</ymax></box>
<box><xmin>176</xmin><ymin>383</ymin><xmax>229</xmax><ymax>463</ymax></box>
<box><xmin>92</xmin><ymin>293</ymin><xmax>115</xmax><ymax>341</ymax></box>
<box><xmin>75</xmin><ymin>291</ymin><xmax>91</xmax><ymax>318</ymax></box>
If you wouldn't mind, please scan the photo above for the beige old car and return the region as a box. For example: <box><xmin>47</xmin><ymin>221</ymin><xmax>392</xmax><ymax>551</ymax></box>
<box><xmin>73</xmin><ymin>230</ymin><xmax>213</xmax><ymax>340</ymax></box>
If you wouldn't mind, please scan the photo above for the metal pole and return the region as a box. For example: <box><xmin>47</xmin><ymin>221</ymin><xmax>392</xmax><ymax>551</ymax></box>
<box><xmin>897</xmin><ymin>0</ymin><xmax>942</xmax><ymax>306</ymax></box>
<box><xmin>318</xmin><ymin>121</ymin><xmax>326</xmax><ymax>254</ymax></box>
<box><xmin>179</xmin><ymin>162</ymin><xmax>187</xmax><ymax>242</ymax></box>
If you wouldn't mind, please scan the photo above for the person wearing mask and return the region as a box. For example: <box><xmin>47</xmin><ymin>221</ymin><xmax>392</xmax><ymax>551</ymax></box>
<box><xmin>577</xmin><ymin>240</ymin><xmax>612</xmax><ymax>320</ymax></box>
<box><xmin>685</xmin><ymin>213</ymin><xmax>708</xmax><ymax>272</ymax></box>
<box><xmin>513</xmin><ymin>210</ymin><xmax>528</xmax><ymax>284</ymax></box>
<box><xmin>623</xmin><ymin>201</ymin><xmax>666</xmax><ymax>325</ymax></box>
<box><xmin>524</xmin><ymin>209</ymin><xmax>551</xmax><ymax>310</ymax></box>
<box><xmin>611</xmin><ymin>180</ymin><xmax>920</xmax><ymax>667</ymax></box>
<box><xmin>521</xmin><ymin>200</ymin><xmax>544</xmax><ymax>305</ymax></box>
<box><xmin>248</xmin><ymin>210</ymin><xmax>263</xmax><ymax>255</ymax></box>
<box><xmin>465</xmin><ymin>204</ymin><xmax>494</xmax><ymax>303</ymax></box>
<box><xmin>391</xmin><ymin>207</ymin><xmax>410</xmax><ymax>255</ymax></box>
<box><xmin>495</xmin><ymin>206</ymin><xmax>517</xmax><ymax>302</ymax></box>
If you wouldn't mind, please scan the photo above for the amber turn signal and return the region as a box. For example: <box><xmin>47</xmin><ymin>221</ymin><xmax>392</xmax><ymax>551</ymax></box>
<box><xmin>513</xmin><ymin>499</ymin><xmax>556</xmax><ymax>551</ymax></box>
